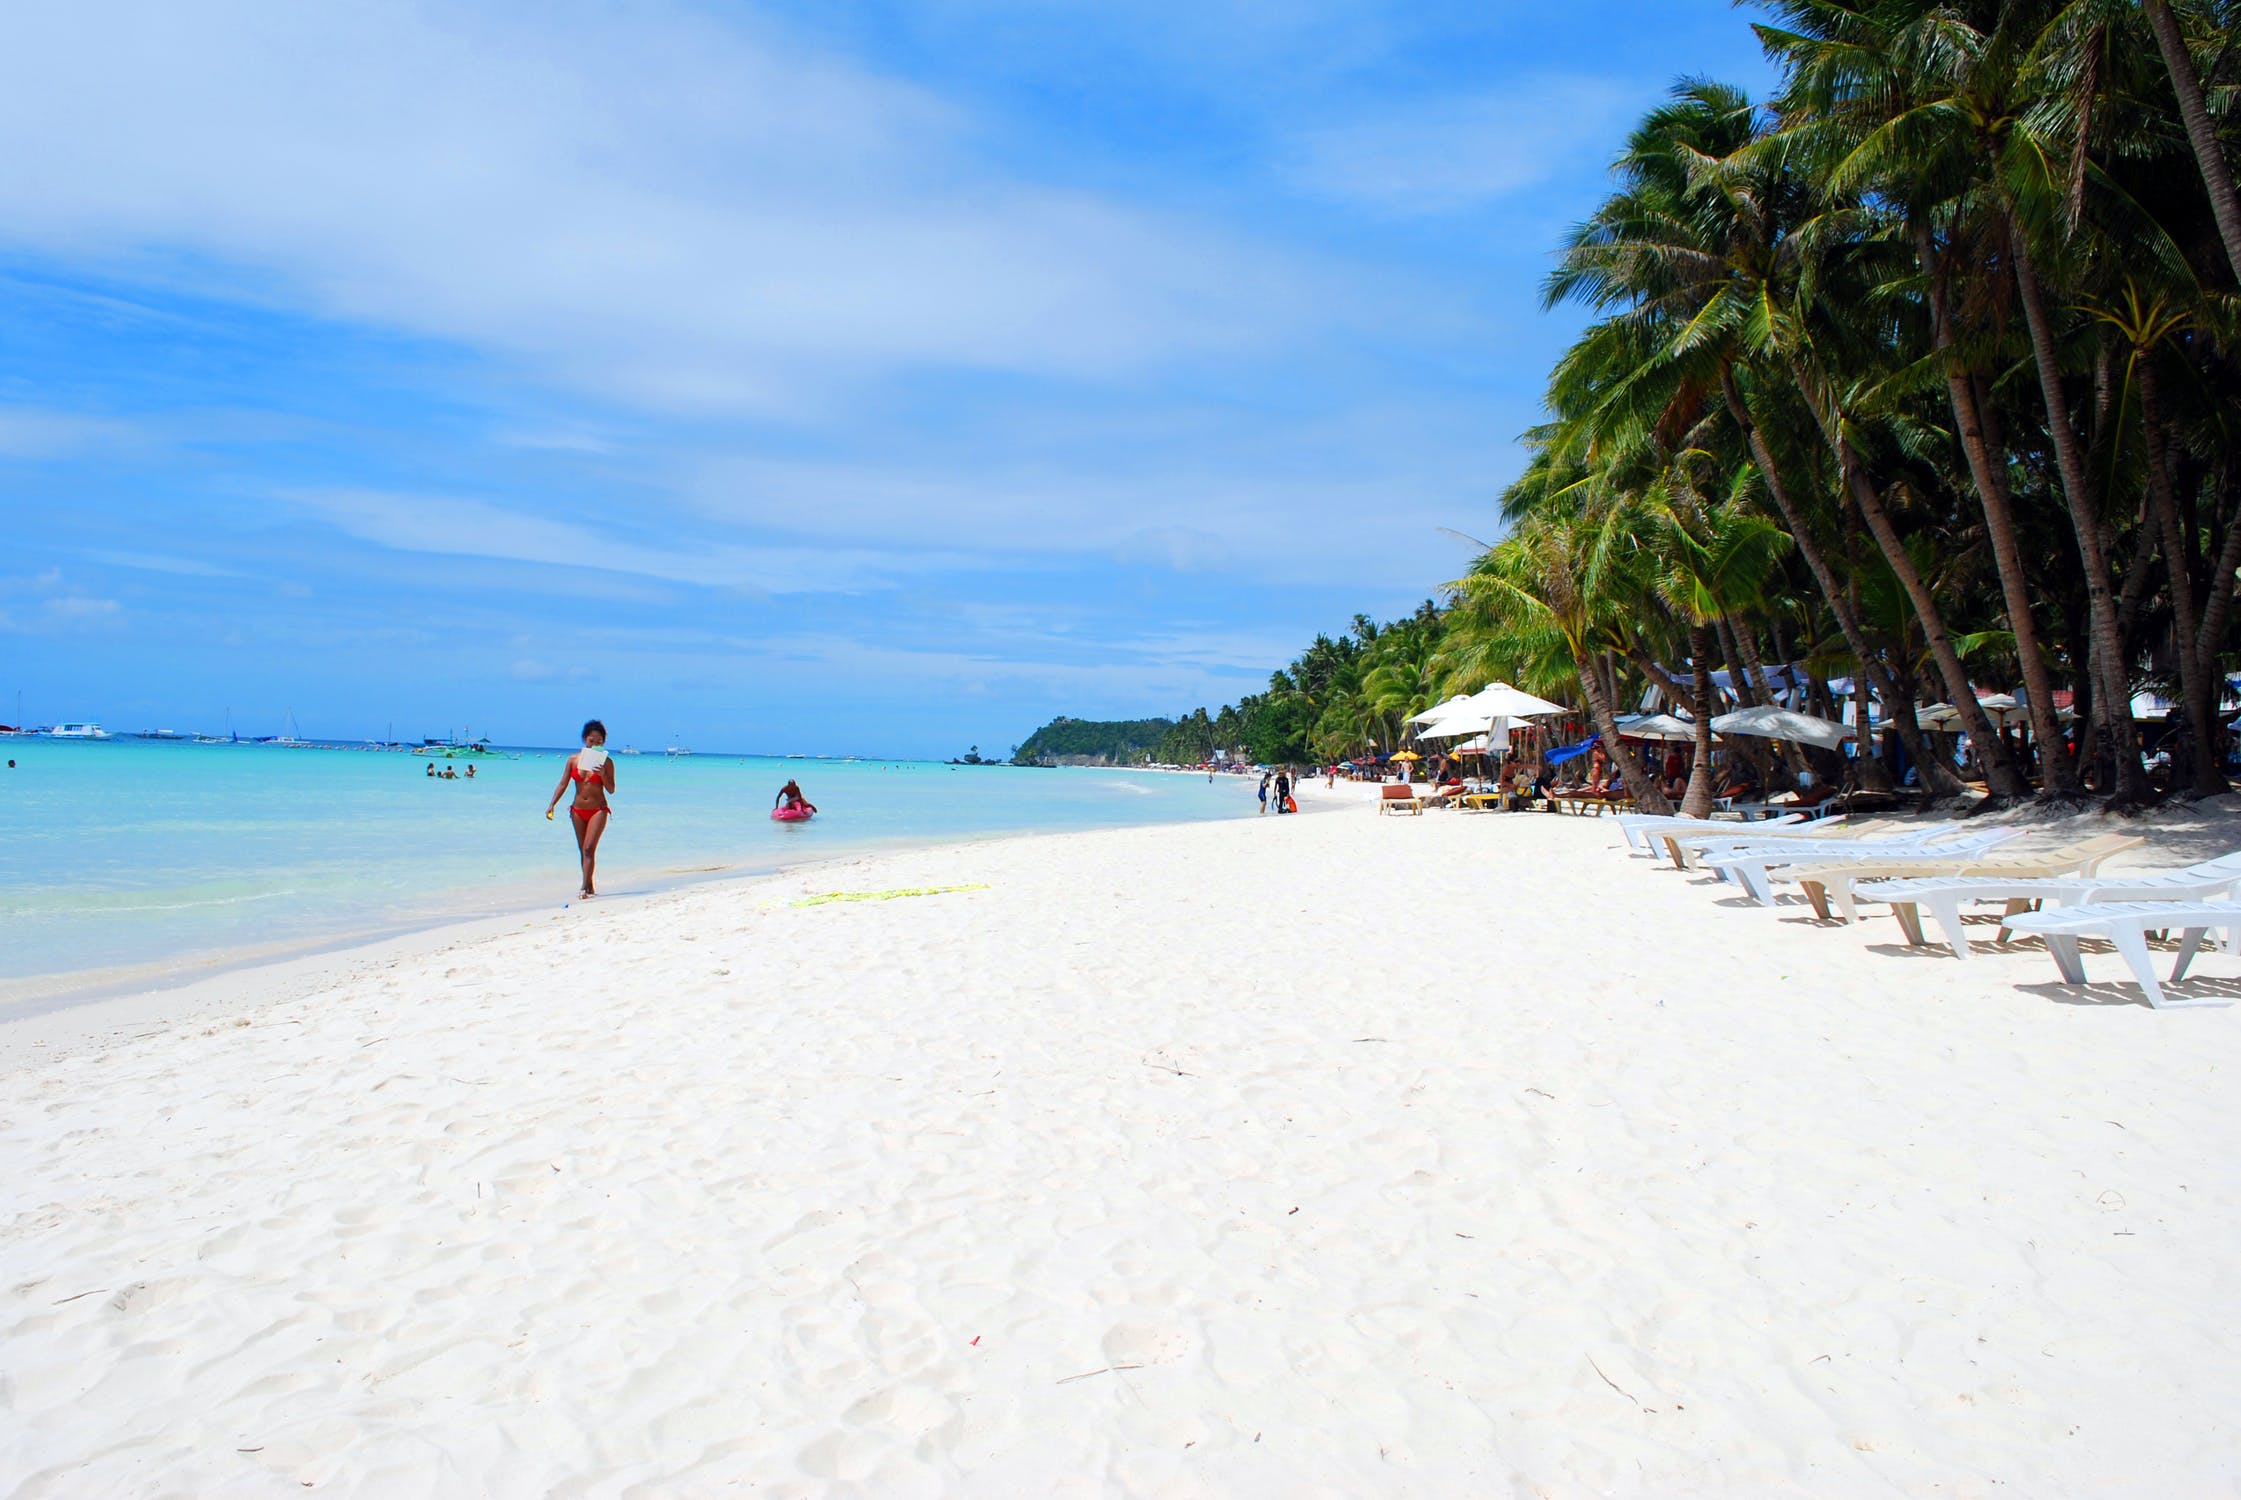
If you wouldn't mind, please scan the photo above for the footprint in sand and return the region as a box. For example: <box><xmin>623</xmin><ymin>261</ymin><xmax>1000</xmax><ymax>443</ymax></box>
<box><xmin>844</xmin><ymin>1383</ymin><xmax>958</xmax><ymax>1442</ymax></box>
<box><xmin>1101</xmin><ymin>1320</ymin><xmax>1191</xmax><ymax>1367</ymax></box>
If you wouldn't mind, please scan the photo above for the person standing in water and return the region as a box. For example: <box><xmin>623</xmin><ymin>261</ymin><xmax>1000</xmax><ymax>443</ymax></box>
<box><xmin>545</xmin><ymin>719</ymin><xmax>616</xmax><ymax>898</ymax></box>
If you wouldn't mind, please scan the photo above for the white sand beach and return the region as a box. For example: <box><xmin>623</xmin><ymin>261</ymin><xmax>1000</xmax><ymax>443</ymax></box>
<box><xmin>5</xmin><ymin>794</ymin><xmax>2239</xmax><ymax>1496</ymax></box>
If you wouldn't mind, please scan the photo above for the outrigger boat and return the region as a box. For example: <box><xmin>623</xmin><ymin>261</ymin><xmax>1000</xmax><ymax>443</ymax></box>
<box><xmin>413</xmin><ymin>732</ymin><xmax>512</xmax><ymax>759</ymax></box>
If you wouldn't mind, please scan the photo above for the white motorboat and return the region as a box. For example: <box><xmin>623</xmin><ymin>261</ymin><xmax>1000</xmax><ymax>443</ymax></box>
<box><xmin>49</xmin><ymin>722</ymin><xmax>110</xmax><ymax>739</ymax></box>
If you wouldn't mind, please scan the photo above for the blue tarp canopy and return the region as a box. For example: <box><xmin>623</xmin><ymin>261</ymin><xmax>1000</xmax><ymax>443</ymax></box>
<box><xmin>1545</xmin><ymin>734</ymin><xmax>1600</xmax><ymax>765</ymax></box>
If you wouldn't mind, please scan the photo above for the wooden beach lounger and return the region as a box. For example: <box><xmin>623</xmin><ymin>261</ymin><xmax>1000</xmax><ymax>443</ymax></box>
<box><xmin>1700</xmin><ymin>828</ymin><xmax>2023</xmax><ymax>907</ymax></box>
<box><xmin>1872</xmin><ymin>850</ymin><xmax>2241</xmax><ymax>958</ymax></box>
<box><xmin>1378</xmin><ymin>784</ymin><xmax>1423</xmax><ymax>816</ymax></box>
<box><xmin>1789</xmin><ymin>833</ymin><xmax>2143</xmax><ymax>925</ymax></box>
<box><xmin>1548</xmin><ymin>789</ymin><xmax>1629</xmax><ymax>815</ymax></box>
<box><xmin>2001</xmin><ymin>901</ymin><xmax>2241</xmax><ymax>1009</ymax></box>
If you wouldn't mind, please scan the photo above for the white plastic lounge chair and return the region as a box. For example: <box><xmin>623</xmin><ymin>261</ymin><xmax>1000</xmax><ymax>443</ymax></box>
<box><xmin>1616</xmin><ymin>811</ymin><xmax>1807</xmax><ymax>851</ymax></box>
<box><xmin>2002</xmin><ymin>901</ymin><xmax>2241</xmax><ymax>1009</ymax></box>
<box><xmin>1658</xmin><ymin>818</ymin><xmax>1897</xmax><ymax>869</ymax></box>
<box><xmin>1873</xmin><ymin>850</ymin><xmax>2241</xmax><ymax>958</ymax></box>
<box><xmin>1789</xmin><ymin>833</ymin><xmax>2143</xmax><ymax>925</ymax></box>
<box><xmin>1702</xmin><ymin>828</ymin><xmax>2023</xmax><ymax>907</ymax></box>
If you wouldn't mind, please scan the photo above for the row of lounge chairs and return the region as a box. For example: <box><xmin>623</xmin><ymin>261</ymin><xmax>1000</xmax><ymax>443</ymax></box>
<box><xmin>1380</xmin><ymin>782</ymin><xmax>1627</xmax><ymax>815</ymax></box>
<box><xmin>1379</xmin><ymin>783</ymin><xmax>1662</xmax><ymax>816</ymax></box>
<box><xmin>1615</xmin><ymin>811</ymin><xmax>2241</xmax><ymax>1009</ymax></box>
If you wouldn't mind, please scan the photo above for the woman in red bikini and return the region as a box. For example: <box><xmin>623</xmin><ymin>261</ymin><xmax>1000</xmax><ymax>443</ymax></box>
<box><xmin>545</xmin><ymin>719</ymin><xmax>617</xmax><ymax>897</ymax></box>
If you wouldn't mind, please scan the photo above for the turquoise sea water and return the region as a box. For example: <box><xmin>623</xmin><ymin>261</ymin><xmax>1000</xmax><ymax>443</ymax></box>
<box><xmin>0</xmin><ymin>742</ymin><xmax>1248</xmax><ymax>992</ymax></box>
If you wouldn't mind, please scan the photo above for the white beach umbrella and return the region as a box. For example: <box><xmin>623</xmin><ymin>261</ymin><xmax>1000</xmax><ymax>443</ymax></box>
<box><xmin>1614</xmin><ymin>712</ymin><xmax>1696</xmax><ymax>741</ymax></box>
<box><xmin>1423</xmin><ymin>715</ymin><xmax>1512</xmax><ymax>749</ymax></box>
<box><xmin>1710</xmin><ymin>704</ymin><xmax>1854</xmax><ymax>750</ymax></box>
<box><xmin>1920</xmin><ymin>694</ymin><xmax>2026</xmax><ymax>731</ymax></box>
<box><xmin>1974</xmin><ymin>692</ymin><xmax>2025</xmax><ymax>726</ymax></box>
<box><xmin>1407</xmin><ymin>695</ymin><xmax>1474</xmax><ymax>727</ymax></box>
<box><xmin>1456</xmin><ymin>682</ymin><xmax>1569</xmax><ymax>719</ymax></box>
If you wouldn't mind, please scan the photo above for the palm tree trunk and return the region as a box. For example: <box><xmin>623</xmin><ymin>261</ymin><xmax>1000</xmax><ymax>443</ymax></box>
<box><xmin>2006</xmin><ymin>223</ymin><xmax>2152</xmax><ymax>804</ymax></box>
<box><xmin>1728</xmin><ymin>618</ymin><xmax>1808</xmax><ymax>780</ymax></box>
<box><xmin>1578</xmin><ymin>650</ymin><xmax>1671</xmax><ymax>815</ymax></box>
<box><xmin>1714</xmin><ymin>615</ymin><xmax>1775</xmax><ymax>785</ymax></box>
<box><xmin>2196</xmin><ymin>467</ymin><xmax>2241</xmax><ymax>699</ymax></box>
<box><xmin>2138</xmin><ymin>354</ymin><xmax>2225</xmax><ymax>795</ymax></box>
<box><xmin>1790</xmin><ymin>359</ymin><xmax>2030</xmax><ymax>797</ymax></box>
<box><xmin>1682</xmin><ymin>624</ymin><xmax>1718</xmax><ymax>817</ymax></box>
<box><xmin>2144</xmin><ymin>0</ymin><xmax>2241</xmax><ymax>282</ymax></box>
<box><xmin>1916</xmin><ymin>220</ymin><xmax>2077</xmax><ymax>795</ymax></box>
<box><xmin>1719</xmin><ymin>370</ymin><xmax>1944</xmax><ymax>793</ymax></box>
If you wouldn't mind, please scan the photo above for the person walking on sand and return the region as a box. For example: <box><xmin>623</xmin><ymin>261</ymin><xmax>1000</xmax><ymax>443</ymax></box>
<box><xmin>1274</xmin><ymin>768</ymin><xmax>1291</xmax><ymax>813</ymax></box>
<box><xmin>1258</xmin><ymin>771</ymin><xmax>1272</xmax><ymax>815</ymax></box>
<box><xmin>545</xmin><ymin>719</ymin><xmax>616</xmax><ymax>898</ymax></box>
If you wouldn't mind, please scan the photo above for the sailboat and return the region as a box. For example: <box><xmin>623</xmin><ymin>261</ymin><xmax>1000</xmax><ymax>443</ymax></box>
<box><xmin>273</xmin><ymin>708</ymin><xmax>306</xmax><ymax>747</ymax></box>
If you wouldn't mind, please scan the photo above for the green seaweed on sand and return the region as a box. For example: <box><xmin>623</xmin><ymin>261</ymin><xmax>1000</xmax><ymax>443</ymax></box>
<box><xmin>790</xmin><ymin>884</ymin><xmax>990</xmax><ymax>908</ymax></box>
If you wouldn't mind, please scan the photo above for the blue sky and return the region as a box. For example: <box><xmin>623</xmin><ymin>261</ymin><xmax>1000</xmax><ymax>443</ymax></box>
<box><xmin>0</xmin><ymin>1</ymin><xmax>1772</xmax><ymax>755</ymax></box>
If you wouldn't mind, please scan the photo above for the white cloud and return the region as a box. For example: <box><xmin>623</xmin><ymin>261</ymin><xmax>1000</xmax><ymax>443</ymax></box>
<box><xmin>271</xmin><ymin>487</ymin><xmax>978</xmax><ymax>594</ymax></box>
<box><xmin>0</xmin><ymin>407</ymin><xmax>138</xmax><ymax>458</ymax></box>
<box><xmin>0</xmin><ymin>570</ymin><xmax>123</xmax><ymax>633</ymax></box>
<box><xmin>510</xmin><ymin>659</ymin><xmax>597</xmax><ymax>685</ymax></box>
<box><xmin>83</xmin><ymin>550</ymin><xmax>245</xmax><ymax>578</ymax></box>
<box><xmin>1285</xmin><ymin>76</ymin><xmax>1631</xmax><ymax>214</ymax></box>
<box><xmin>0</xmin><ymin>2</ymin><xmax>1322</xmax><ymax>416</ymax></box>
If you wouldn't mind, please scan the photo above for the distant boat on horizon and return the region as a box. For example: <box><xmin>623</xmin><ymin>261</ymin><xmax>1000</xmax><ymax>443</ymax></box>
<box><xmin>48</xmin><ymin>722</ymin><xmax>110</xmax><ymax>740</ymax></box>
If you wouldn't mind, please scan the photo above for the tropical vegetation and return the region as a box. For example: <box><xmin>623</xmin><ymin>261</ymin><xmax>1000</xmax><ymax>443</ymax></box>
<box><xmin>1011</xmin><ymin>717</ymin><xmax>1177</xmax><ymax>765</ymax></box>
<box><xmin>1022</xmin><ymin>1</ymin><xmax>2241</xmax><ymax>818</ymax></box>
<box><xmin>1441</xmin><ymin>0</ymin><xmax>2241</xmax><ymax>816</ymax></box>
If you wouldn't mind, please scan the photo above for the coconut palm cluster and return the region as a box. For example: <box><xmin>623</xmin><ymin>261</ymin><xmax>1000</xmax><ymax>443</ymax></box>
<box><xmin>1438</xmin><ymin>0</ymin><xmax>2240</xmax><ymax>814</ymax></box>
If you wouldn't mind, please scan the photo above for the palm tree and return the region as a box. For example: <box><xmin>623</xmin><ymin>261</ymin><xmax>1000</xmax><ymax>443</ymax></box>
<box><xmin>1544</xmin><ymin>79</ymin><xmax>1970</xmax><ymax>794</ymax></box>
<box><xmin>2142</xmin><ymin>0</ymin><xmax>2241</xmax><ymax>279</ymax></box>
<box><xmin>1454</xmin><ymin>474</ymin><xmax>1678</xmax><ymax>815</ymax></box>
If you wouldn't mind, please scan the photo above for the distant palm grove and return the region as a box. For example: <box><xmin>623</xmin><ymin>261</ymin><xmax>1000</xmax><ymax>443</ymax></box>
<box><xmin>1147</xmin><ymin>0</ymin><xmax>2241</xmax><ymax>817</ymax></box>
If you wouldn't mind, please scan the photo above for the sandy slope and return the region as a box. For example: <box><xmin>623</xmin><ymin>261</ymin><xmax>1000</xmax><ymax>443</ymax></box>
<box><xmin>2</xmin><ymin>795</ymin><xmax>2238</xmax><ymax>1497</ymax></box>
